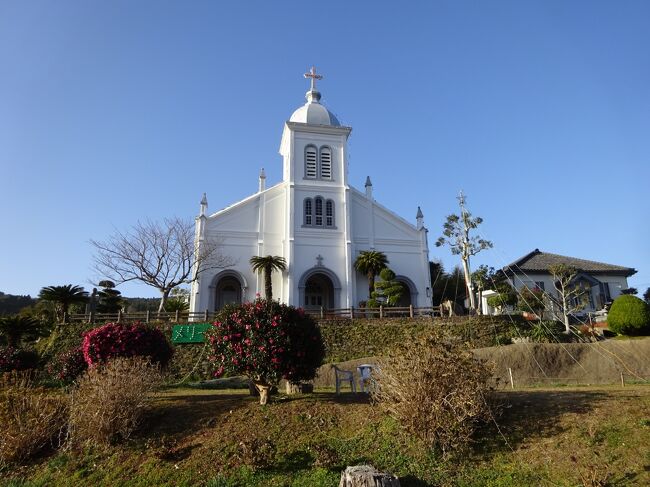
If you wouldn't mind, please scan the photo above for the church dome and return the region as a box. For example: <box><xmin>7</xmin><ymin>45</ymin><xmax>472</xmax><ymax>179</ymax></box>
<box><xmin>289</xmin><ymin>89</ymin><xmax>340</xmax><ymax>126</ymax></box>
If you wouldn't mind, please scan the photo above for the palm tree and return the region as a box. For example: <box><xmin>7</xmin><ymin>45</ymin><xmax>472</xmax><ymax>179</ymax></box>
<box><xmin>0</xmin><ymin>315</ymin><xmax>48</xmax><ymax>347</ymax></box>
<box><xmin>38</xmin><ymin>284</ymin><xmax>88</xmax><ymax>321</ymax></box>
<box><xmin>249</xmin><ymin>255</ymin><xmax>287</xmax><ymax>301</ymax></box>
<box><xmin>354</xmin><ymin>250</ymin><xmax>389</xmax><ymax>298</ymax></box>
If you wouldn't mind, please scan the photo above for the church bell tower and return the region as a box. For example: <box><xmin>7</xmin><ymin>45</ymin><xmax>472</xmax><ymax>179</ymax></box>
<box><xmin>279</xmin><ymin>67</ymin><xmax>355</xmax><ymax>309</ymax></box>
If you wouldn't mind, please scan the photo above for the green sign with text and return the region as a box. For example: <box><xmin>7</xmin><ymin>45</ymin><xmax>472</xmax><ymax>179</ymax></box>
<box><xmin>171</xmin><ymin>324</ymin><xmax>211</xmax><ymax>344</ymax></box>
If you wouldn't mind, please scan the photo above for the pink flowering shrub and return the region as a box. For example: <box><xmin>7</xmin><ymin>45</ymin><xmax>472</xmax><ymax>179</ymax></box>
<box><xmin>0</xmin><ymin>346</ymin><xmax>22</xmax><ymax>372</ymax></box>
<box><xmin>47</xmin><ymin>347</ymin><xmax>88</xmax><ymax>384</ymax></box>
<box><xmin>205</xmin><ymin>298</ymin><xmax>325</xmax><ymax>386</ymax></box>
<box><xmin>0</xmin><ymin>346</ymin><xmax>39</xmax><ymax>372</ymax></box>
<box><xmin>82</xmin><ymin>322</ymin><xmax>173</xmax><ymax>368</ymax></box>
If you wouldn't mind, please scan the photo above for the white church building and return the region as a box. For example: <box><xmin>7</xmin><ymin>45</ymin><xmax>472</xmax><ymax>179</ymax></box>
<box><xmin>190</xmin><ymin>69</ymin><xmax>431</xmax><ymax>313</ymax></box>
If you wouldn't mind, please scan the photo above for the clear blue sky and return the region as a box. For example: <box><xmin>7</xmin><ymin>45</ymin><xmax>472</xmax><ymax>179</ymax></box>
<box><xmin>1</xmin><ymin>0</ymin><xmax>648</xmax><ymax>298</ymax></box>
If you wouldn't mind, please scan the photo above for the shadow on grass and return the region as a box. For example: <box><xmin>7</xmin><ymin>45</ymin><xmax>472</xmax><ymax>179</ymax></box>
<box><xmin>475</xmin><ymin>389</ymin><xmax>610</xmax><ymax>454</ymax></box>
<box><xmin>312</xmin><ymin>392</ymin><xmax>372</xmax><ymax>405</ymax></box>
<box><xmin>272</xmin><ymin>450</ymin><xmax>314</xmax><ymax>473</ymax></box>
<box><xmin>399</xmin><ymin>475</ymin><xmax>433</xmax><ymax>487</ymax></box>
<box><xmin>140</xmin><ymin>392</ymin><xmax>250</xmax><ymax>438</ymax></box>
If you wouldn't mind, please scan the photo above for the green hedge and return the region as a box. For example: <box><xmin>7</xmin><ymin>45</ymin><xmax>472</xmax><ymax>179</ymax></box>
<box><xmin>608</xmin><ymin>295</ymin><xmax>650</xmax><ymax>336</ymax></box>
<box><xmin>318</xmin><ymin>316</ymin><xmax>529</xmax><ymax>362</ymax></box>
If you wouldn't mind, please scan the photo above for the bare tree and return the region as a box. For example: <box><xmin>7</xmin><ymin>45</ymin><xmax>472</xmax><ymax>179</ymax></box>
<box><xmin>549</xmin><ymin>264</ymin><xmax>589</xmax><ymax>333</ymax></box>
<box><xmin>435</xmin><ymin>192</ymin><xmax>492</xmax><ymax>312</ymax></box>
<box><xmin>91</xmin><ymin>217</ymin><xmax>233</xmax><ymax>312</ymax></box>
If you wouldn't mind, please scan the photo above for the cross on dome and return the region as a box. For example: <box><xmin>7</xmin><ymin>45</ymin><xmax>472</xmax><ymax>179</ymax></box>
<box><xmin>304</xmin><ymin>66</ymin><xmax>323</xmax><ymax>91</ymax></box>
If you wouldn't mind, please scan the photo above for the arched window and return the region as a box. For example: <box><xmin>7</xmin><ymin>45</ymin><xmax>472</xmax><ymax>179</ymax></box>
<box><xmin>305</xmin><ymin>145</ymin><xmax>317</xmax><ymax>179</ymax></box>
<box><xmin>304</xmin><ymin>198</ymin><xmax>313</xmax><ymax>225</ymax></box>
<box><xmin>325</xmin><ymin>199</ymin><xmax>334</xmax><ymax>227</ymax></box>
<box><xmin>303</xmin><ymin>196</ymin><xmax>335</xmax><ymax>228</ymax></box>
<box><xmin>320</xmin><ymin>146</ymin><xmax>332</xmax><ymax>179</ymax></box>
<box><xmin>315</xmin><ymin>197</ymin><xmax>323</xmax><ymax>226</ymax></box>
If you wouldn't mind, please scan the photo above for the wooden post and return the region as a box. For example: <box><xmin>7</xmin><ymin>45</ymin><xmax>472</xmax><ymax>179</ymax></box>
<box><xmin>620</xmin><ymin>372</ymin><xmax>625</xmax><ymax>387</ymax></box>
<box><xmin>409</xmin><ymin>304</ymin><xmax>414</xmax><ymax>318</ymax></box>
<box><xmin>320</xmin><ymin>306</ymin><xmax>324</xmax><ymax>319</ymax></box>
<box><xmin>175</xmin><ymin>310</ymin><xmax>179</xmax><ymax>322</ymax></box>
<box><xmin>89</xmin><ymin>311</ymin><xmax>95</xmax><ymax>324</ymax></box>
<box><xmin>285</xmin><ymin>381</ymin><xmax>301</xmax><ymax>394</ymax></box>
<box><xmin>508</xmin><ymin>367</ymin><xmax>515</xmax><ymax>389</ymax></box>
<box><xmin>350</xmin><ymin>306</ymin><xmax>355</xmax><ymax>319</ymax></box>
<box><xmin>204</xmin><ymin>309</ymin><xmax>209</xmax><ymax>322</ymax></box>
<box><xmin>62</xmin><ymin>312</ymin><xmax>67</xmax><ymax>324</ymax></box>
<box><xmin>117</xmin><ymin>310</ymin><xmax>122</xmax><ymax>323</ymax></box>
<box><xmin>146</xmin><ymin>310</ymin><xmax>150</xmax><ymax>323</ymax></box>
<box><xmin>379</xmin><ymin>305</ymin><xmax>383</xmax><ymax>319</ymax></box>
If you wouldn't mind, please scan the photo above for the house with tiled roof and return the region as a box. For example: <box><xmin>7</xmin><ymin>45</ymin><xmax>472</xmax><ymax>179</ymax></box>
<box><xmin>500</xmin><ymin>249</ymin><xmax>637</xmax><ymax>313</ymax></box>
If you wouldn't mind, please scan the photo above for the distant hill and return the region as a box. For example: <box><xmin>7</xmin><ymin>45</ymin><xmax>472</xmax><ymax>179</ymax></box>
<box><xmin>0</xmin><ymin>292</ymin><xmax>161</xmax><ymax>316</ymax></box>
<box><xmin>0</xmin><ymin>291</ymin><xmax>37</xmax><ymax>315</ymax></box>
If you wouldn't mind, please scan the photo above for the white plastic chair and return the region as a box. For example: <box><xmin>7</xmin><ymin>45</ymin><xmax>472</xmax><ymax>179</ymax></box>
<box><xmin>332</xmin><ymin>365</ymin><xmax>356</xmax><ymax>394</ymax></box>
<box><xmin>357</xmin><ymin>364</ymin><xmax>375</xmax><ymax>393</ymax></box>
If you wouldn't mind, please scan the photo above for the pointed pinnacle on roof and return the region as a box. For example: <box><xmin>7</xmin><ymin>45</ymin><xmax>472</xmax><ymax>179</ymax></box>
<box><xmin>200</xmin><ymin>193</ymin><xmax>208</xmax><ymax>206</ymax></box>
<box><xmin>365</xmin><ymin>176</ymin><xmax>372</xmax><ymax>187</ymax></box>
<box><xmin>416</xmin><ymin>206</ymin><xmax>424</xmax><ymax>219</ymax></box>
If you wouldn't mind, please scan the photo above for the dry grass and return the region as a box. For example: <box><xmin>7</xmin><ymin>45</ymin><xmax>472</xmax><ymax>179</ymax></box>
<box><xmin>68</xmin><ymin>357</ymin><xmax>162</xmax><ymax>446</ymax></box>
<box><xmin>0</xmin><ymin>384</ymin><xmax>647</xmax><ymax>485</ymax></box>
<box><xmin>372</xmin><ymin>336</ymin><xmax>495</xmax><ymax>454</ymax></box>
<box><xmin>0</xmin><ymin>371</ymin><xmax>68</xmax><ymax>466</ymax></box>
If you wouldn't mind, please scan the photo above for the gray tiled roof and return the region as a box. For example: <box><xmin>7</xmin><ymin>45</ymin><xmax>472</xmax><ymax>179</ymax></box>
<box><xmin>503</xmin><ymin>249</ymin><xmax>636</xmax><ymax>277</ymax></box>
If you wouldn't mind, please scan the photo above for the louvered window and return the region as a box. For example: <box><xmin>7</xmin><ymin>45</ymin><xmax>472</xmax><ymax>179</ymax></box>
<box><xmin>305</xmin><ymin>146</ymin><xmax>317</xmax><ymax>179</ymax></box>
<box><xmin>315</xmin><ymin>197</ymin><xmax>323</xmax><ymax>226</ymax></box>
<box><xmin>304</xmin><ymin>198</ymin><xmax>313</xmax><ymax>225</ymax></box>
<box><xmin>320</xmin><ymin>147</ymin><xmax>332</xmax><ymax>179</ymax></box>
<box><xmin>325</xmin><ymin>200</ymin><xmax>334</xmax><ymax>227</ymax></box>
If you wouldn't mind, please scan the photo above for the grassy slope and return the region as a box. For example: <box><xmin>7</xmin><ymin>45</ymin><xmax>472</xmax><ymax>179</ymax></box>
<box><xmin>2</xmin><ymin>385</ymin><xmax>648</xmax><ymax>487</ymax></box>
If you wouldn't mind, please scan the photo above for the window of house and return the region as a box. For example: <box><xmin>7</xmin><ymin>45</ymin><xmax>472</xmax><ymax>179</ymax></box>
<box><xmin>304</xmin><ymin>198</ymin><xmax>313</xmax><ymax>225</ymax></box>
<box><xmin>534</xmin><ymin>281</ymin><xmax>545</xmax><ymax>291</ymax></box>
<box><xmin>320</xmin><ymin>147</ymin><xmax>332</xmax><ymax>179</ymax></box>
<box><xmin>305</xmin><ymin>146</ymin><xmax>317</xmax><ymax>179</ymax></box>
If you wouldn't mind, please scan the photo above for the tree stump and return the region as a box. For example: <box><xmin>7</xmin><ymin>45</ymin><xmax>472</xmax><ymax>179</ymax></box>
<box><xmin>339</xmin><ymin>465</ymin><xmax>401</xmax><ymax>487</ymax></box>
<box><xmin>253</xmin><ymin>381</ymin><xmax>271</xmax><ymax>405</ymax></box>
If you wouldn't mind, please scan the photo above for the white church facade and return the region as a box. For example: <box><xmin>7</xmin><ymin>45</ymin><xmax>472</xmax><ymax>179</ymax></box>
<box><xmin>190</xmin><ymin>69</ymin><xmax>431</xmax><ymax>313</ymax></box>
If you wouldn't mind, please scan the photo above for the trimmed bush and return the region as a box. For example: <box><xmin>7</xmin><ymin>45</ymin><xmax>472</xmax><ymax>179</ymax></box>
<box><xmin>47</xmin><ymin>347</ymin><xmax>88</xmax><ymax>384</ymax></box>
<box><xmin>372</xmin><ymin>335</ymin><xmax>494</xmax><ymax>454</ymax></box>
<box><xmin>82</xmin><ymin>322</ymin><xmax>173</xmax><ymax>367</ymax></box>
<box><xmin>608</xmin><ymin>295</ymin><xmax>650</xmax><ymax>336</ymax></box>
<box><xmin>528</xmin><ymin>321</ymin><xmax>569</xmax><ymax>343</ymax></box>
<box><xmin>68</xmin><ymin>357</ymin><xmax>162</xmax><ymax>445</ymax></box>
<box><xmin>0</xmin><ymin>372</ymin><xmax>68</xmax><ymax>465</ymax></box>
<box><xmin>205</xmin><ymin>298</ymin><xmax>325</xmax><ymax>404</ymax></box>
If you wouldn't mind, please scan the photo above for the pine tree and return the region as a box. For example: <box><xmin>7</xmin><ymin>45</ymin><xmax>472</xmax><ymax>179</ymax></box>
<box><xmin>96</xmin><ymin>280</ymin><xmax>123</xmax><ymax>313</ymax></box>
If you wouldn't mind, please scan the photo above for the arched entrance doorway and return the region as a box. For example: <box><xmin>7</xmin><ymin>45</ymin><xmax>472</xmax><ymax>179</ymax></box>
<box><xmin>298</xmin><ymin>267</ymin><xmax>342</xmax><ymax>310</ymax></box>
<box><xmin>215</xmin><ymin>276</ymin><xmax>242</xmax><ymax>310</ymax></box>
<box><xmin>394</xmin><ymin>275</ymin><xmax>418</xmax><ymax>307</ymax></box>
<box><xmin>304</xmin><ymin>273</ymin><xmax>335</xmax><ymax>310</ymax></box>
<box><xmin>396</xmin><ymin>286</ymin><xmax>412</xmax><ymax>307</ymax></box>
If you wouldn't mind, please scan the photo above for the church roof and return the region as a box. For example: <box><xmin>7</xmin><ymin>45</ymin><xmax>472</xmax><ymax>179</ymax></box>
<box><xmin>289</xmin><ymin>89</ymin><xmax>340</xmax><ymax>126</ymax></box>
<box><xmin>503</xmin><ymin>249</ymin><xmax>636</xmax><ymax>277</ymax></box>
